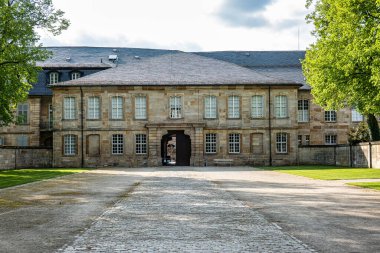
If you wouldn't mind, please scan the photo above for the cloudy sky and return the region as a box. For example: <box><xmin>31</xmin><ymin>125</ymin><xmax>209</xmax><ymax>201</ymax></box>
<box><xmin>39</xmin><ymin>0</ymin><xmax>314</xmax><ymax>51</ymax></box>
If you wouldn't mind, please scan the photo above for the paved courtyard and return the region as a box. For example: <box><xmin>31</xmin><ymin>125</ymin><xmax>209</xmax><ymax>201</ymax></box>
<box><xmin>0</xmin><ymin>167</ymin><xmax>379</xmax><ymax>253</ymax></box>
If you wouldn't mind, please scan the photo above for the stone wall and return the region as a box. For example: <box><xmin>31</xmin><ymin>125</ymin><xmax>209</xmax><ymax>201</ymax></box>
<box><xmin>0</xmin><ymin>147</ymin><xmax>52</xmax><ymax>170</ymax></box>
<box><xmin>298</xmin><ymin>142</ymin><xmax>380</xmax><ymax>168</ymax></box>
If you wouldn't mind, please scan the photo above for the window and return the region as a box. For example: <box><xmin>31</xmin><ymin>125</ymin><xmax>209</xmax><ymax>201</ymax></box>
<box><xmin>112</xmin><ymin>134</ymin><xmax>124</xmax><ymax>154</ymax></box>
<box><xmin>351</xmin><ymin>109</ymin><xmax>363</xmax><ymax>122</ymax></box>
<box><xmin>48</xmin><ymin>104</ymin><xmax>53</xmax><ymax>129</ymax></box>
<box><xmin>63</xmin><ymin>135</ymin><xmax>76</xmax><ymax>155</ymax></box>
<box><xmin>63</xmin><ymin>97</ymin><xmax>76</xmax><ymax>120</ymax></box>
<box><xmin>88</xmin><ymin>96</ymin><xmax>100</xmax><ymax>120</ymax></box>
<box><xmin>17</xmin><ymin>103</ymin><xmax>28</xmax><ymax>124</ymax></box>
<box><xmin>135</xmin><ymin>134</ymin><xmax>147</xmax><ymax>154</ymax></box>
<box><xmin>16</xmin><ymin>135</ymin><xmax>28</xmax><ymax>146</ymax></box>
<box><xmin>111</xmin><ymin>96</ymin><xmax>123</xmax><ymax>120</ymax></box>
<box><xmin>170</xmin><ymin>96</ymin><xmax>182</xmax><ymax>119</ymax></box>
<box><xmin>135</xmin><ymin>96</ymin><xmax>147</xmax><ymax>120</ymax></box>
<box><xmin>275</xmin><ymin>95</ymin><xmax>288</xmax><ymax>118</ymax></box>
<box><xmin>298</xmin><ymin>135</ymin><xmax>302</xmax><ymax>147</ymax></box>
<box><xmin>325</xmin><ymin>110</ymin><xmax>337</xmax><ymax>122</ymax></box>
<box><xmin>276</xmin><ymin>133</ymin><xmax>288</xmax><ymax>153</ymax></box>
<box><xmin>49</xmin><ymin>72</ymin><xmax>59</xmax><ymax>84</ymax></box>
<box><xmin>0</xmin><ymin>136</ymin><xmax>4</xmax><ymax>146</ymax></box>
<box><xmin>305</xmin><ymin>135</ymin><xmax>310</xmax><ymax>146</ymax></box>
<box><xmin>228</xmin><ymin>133</ymin><xmax>240</xmax><ymax>153</ymax></box>
<box><xmin>298</xmin><ymin>100</ymin><xmax>309</xmax><ymax>122</ymax></box>
<box><xmin>228</xmin><ymin>96</ymin><xmax>240</xmax><ymax>118</ymax></box>
<box><xmin>251</xmin><ymin>95</ymin><xmax>264</xmax><ymax>118</ymax></box>
<box><xmin>205</xmin><ymin>133</ymin><xmax>217</xmax><ymax>154</ymax></box>
<box><xmin>204</xmin><ymin>96</ymin><xmax>217</xmax><ymax>119</ymax></box>
<box><xmin>71</xmin><ymin>72</ymin><xmax>81</xmax><ymax>80</ymax></box>
<box><xmin>325</xmin><ymin>135</ymin><xmax>337</xmax><ymax>145</ymax></box>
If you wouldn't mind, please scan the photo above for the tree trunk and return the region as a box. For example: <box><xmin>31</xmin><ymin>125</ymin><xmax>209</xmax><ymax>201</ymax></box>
<box><xmin>367</xmin><ymin>113</ymin><xmax>380</xmax><ymax>141</ymax></box>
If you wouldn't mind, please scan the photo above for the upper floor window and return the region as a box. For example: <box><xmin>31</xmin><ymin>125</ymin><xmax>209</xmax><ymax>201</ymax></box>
<box><xmin>112</xmin><ymin>134</ymin><xmax>124</xmax><ymax>154</ymax></box>
<box><xmin>228</xmin><ymin>133</ymin><xmax>240</xmax><ymax>153</ymax></box>
<box><xmin>204</xmin><ymin>96</ymin><xmax>217</xmax><ymax>119</ymax></box>
<box><xmin>135</xmin><ymin>96</ymin><xmax>147</xmax><ymax>120</ymax></box>
<box><xmin>251</xmin><ymin>95</ymin><xmax>264</xmax><ymax>118</ymax></box>
<box><xmin>325</xmin><ymin>134</ymin><xmax>337</xmax><ymax>145</ymax></box>
<box><xmin>17</xmin><ymin>103</ymin><xmax>28</xmax><ymax>124</ymax></box>
<box><xmin>135</xmin><ymin>134</ymin><xmax>147</xmax><ymax>154</ymax></box>
<box><xmin>111</xmin><ymin>96</ymin><xmax>123</xmax><ymax>120</ymax></box>
<box><xmin>276</xmin><ymin>133</ymin><xmax>288</xmax><ymax>153</ymax></box>
<box><xmin>71</xmin><ymin>72</ymin><xmax>81</xmax><ymax>80</ymax></box>
<box><xmin>88</xmin><ymin>96</ymin><xmax>100</xmax><ymax>120</ymax></box>
<box><xmin>351</xmin><ymin>109</ymin><xmax>363</xmax><ymax>122</ymax></box>
<box><xmin>16</xmin><ymin>135</ymin><xmax>29</xmax><ymax>146</ymax></box>
<box><xmin>298</xmin><ymin>100</ymin><xmax>309</xmax><ymax>122</ymax></box>
<box><xmin>325</xmin><ymin>110</ymin><xmax>337</xmax><ymax>122</ymax></box>
<box><xmin>275</xmin><ymin>95</ymin><xmax>288</xmax><ymax>118</ymax></box>
<box><xmin>170</xmin><ymin>96</ymin><xmax>182</xmax><ymax>119</ymax></box>
<box><xmin>49</xmin><ymin>72</ymin><xmax>59</xmax><ymax>84</ymax></box>
<box><xmin>63</xmin><ymin>97</ymin><xmax>76</xmax><ymax>120</ymax></box>
<box><xmin>205</xmin><ymin>133</ymin><xmax>217</xmax><ymax>154</ymax></box>
<box><xmin>63</xmin><ymin>134</ymin><xmax>76</xmax><ymax>155</ymax></box>
<box><xmin>228</xmin><ymin>95</ymin><xmax>240</xmax><ymax>119</ymax></box>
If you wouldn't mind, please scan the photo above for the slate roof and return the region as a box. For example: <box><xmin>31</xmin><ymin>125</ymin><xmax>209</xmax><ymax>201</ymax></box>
<box><xmin>50</xmin><ymin>52</ymin><xmax>302</xmax><ymax>87</ymax></box>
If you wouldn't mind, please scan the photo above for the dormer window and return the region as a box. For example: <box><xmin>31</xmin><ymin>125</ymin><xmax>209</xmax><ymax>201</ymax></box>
<box><xmin>49</xmin><ymin>72</ymin><xmax>59</xmax><ymax>84</ymax></box>
<box><xmin>71</xmin><ymin>72</ymin><xmax>81</xmax><ymax>80</ymax></box>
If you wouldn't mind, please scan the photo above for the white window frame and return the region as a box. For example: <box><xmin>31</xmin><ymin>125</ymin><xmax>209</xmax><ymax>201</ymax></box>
<box><xmin>63</xmin><ymin>97</ymin><xmax>76</xmax><ymax>120</ymax></box>
<box><xmin>71</xmin><ymin>72</ymin><xmax>81</xmax><ymax>80</ymax></box>
<box><xmin>63</xmin><ymin>135</ymin><xmax>76</xmax><ymax>155</ymax></box>
<box><xmin>298</xmin><ymin>100</ymin><xmax>309</xmax><ymax>122</ymax></box>
<box><xmin>135</xmin><ymin>96</ymin><xmax>147</xmax><ymax>120</ymax></box>
<box><xmin>112</xmin><ymin>134</ymin><xmax>124</xmax><ymax>154</ymax></box>
<box><xmin>305</xmin><ymin>135</ymin><xmax>310</xmax><ymax>146</ymax></box>
<box><xmin>275</xmin><ymin>95</ymin><xmax>288</xmax><ymax>118</ymax></box>
<box><xmin>351</xmin><ymin>109</ymin><xmax>363</xmax><ymax>122</ymax></box>
<box><xmin>87</xmin><ymin>96</ymin><xmax>100</xmax><ymax>120</ymax></box>
<box><xmin>325</xmin><ymin>135</ymin><xmax>337</xmax><ymax>145</ymax></box>
<box><xmin>135</xmin><ymin>134</ymin><xmax>147</xmax><ymax>154</ymax></box>
<box><xmin>228</xmin><ymin>95</ymin><xmax>240</xmax><ymax>119</ymax></box>
<box><xmin>49</xmin><ymin>72</ymin><xmax>59</xmax><ymax>84</ymax></box>
<box><xmin>170</xmin><ymin>96</ymin><xmax>182</xmax><ymax>119</ymax></box>
<box><xmin>204</xmin><ymin>96</ymin><xmax>217</xmax><ymax>119</ymax></box>
<box><xmin>17</xmin><ymin>103</ymin><xmax>28</xmax><ymax>124</ymax></box>
<box><xmin>205</xmin><ymin>133</ymin><xmax>217</xmax><ymax>154</ymax></box>
<box><xmin>228</xmin><ymin>133</ymin><xmax>240</xmax><ymax>154</ymax></box>
<box><xmin>276</xmin><ymin>133</ymin><xmax>288</xmax><ymax>153</ymax></box>
<box><xmin>111</xmin><ymin>96</ymin><xmax>123</xmax><ymax>120</ymax></box>
<box><xmin>325</xmin><ymin>110</ymin><xmax>337</xmax><ymax>122</ymax></box>
<box><xmin>251</xmin><ymin>95</ymin><xmax>264</xmax><ymax>118</ymax></box>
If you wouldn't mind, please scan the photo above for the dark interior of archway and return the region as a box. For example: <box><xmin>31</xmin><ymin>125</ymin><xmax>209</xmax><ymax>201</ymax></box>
<box><xmin>161</xmin><ymin>130</ymin><xmax>191</xmax><ymax>166</ymax></box>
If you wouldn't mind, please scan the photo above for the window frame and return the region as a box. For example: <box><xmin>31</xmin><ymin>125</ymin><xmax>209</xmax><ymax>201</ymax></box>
<box><xmin>63</xmin><ymin>134</ymin><xmax>76</xmax><ymax>156</ymax></box>
<box><xmin>275</xmin><ymin>95</ymin><xmax>288</xmax><ymax>118</ymax></box>
<box><xmin>351</xmin><ymin>109</ymin><xmax>364</xmax><ymax>122</ymax></box>
<box><xmin>205</xmin><ymin>133</ymin><xmax>217</xmax><ymax>154</ymax></box>
<box><xmin>135</xmin><ymin>134</ymin><xmax>147</xmax><ymax>154</ymax></box>
<box><xmin>325</xmin><ymin>134</ymin><xmax>337</xmax><ymax>145</ymax></box>
<box><xmin>276</xmin><ymin>133</ymin><xmax>288</xmax><ymax>154</ymax></box>
<box><xmin>111</xmin><ymin>96</ymin><xmax>123</xmax><ymax>120</ymax></box>
<box><xmin>169</xmin><ymin>96</ymin><xmax>182</xmax><ymax>119</ymax></box>
<box><xmin>63</xmin><ymin>97</ymin><xmax>76</xmax><ymax>120</ymax></box>
<box><xmin>17</xmin><ymin>103</ymin><xmax>29</xmax><ymax>125</ymax></box>
<box><xmin>135</xmin><ymin>95</ymin><xmax>147</xmax><ymax>120</ymax></box>
<box><xmin>251</xmin><ymin>95</ymin><xmax>264</xmax><ymax>118</ymax></box>
<box><xmin>49</xmin><ymin>72</ymin><xmax>59</xmax><ymax>84</ymax></box>
<box><xmin>228</xmin><ymin>133</ymin><xmax>240</xmax><ymax>154</ymax></box>
<box><xmin>297</xmin><ymin>100</ymin><xmax>309</xmax><ymax>122</ymax></box>
<box><xmin>111</xmin><ymin>134</ymin><xmax>124</xmax><ymax>155</ymax></box>
<box><xmin>228</xmin><ymin>95</ymin><xmax>240</xmax><ymax>119</ymax></box>
<box><xmin>324</xmin><ymin>110</ymin><xmax>337</xmax><ymax>122</ymax></box>
<box><xmin>0</xmin><ymin>136</ymin><xmax>4</xmax><ymax>146</ymax></box>
<box><xmin>204</xmin><ymin>95</ymin><xmax>217</xmax><ymax>119</ymax></box>
<box><xmin>71</xmin><ymin>72</ymin><xmax>81</xmax><ymax>80</ymax></box>
<box><xmin>87</xmin><ymin>96</ymin><xmax>100</xmax><ymax>120</ymax></box>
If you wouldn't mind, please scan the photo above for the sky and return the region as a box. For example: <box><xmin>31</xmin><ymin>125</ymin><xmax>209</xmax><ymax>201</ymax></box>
<box><xmin>39</xmin><ymin>0</ymin><xmax>315</xmax><ymax>52</ymax></box>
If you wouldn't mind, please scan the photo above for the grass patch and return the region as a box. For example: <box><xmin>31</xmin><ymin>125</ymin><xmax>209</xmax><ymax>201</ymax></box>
<box><xmin>0</xmin><ymin>169</ymin><xmax>90</xmax><ymax>189</ymax></box>
<box><xmin>261</xmin><ymin>165</ymin><xmax>380</xmax><ymax>180</ymax></box>
<box><xmin>347</xmin><ymin>182</ymin><xmax>380</xmax><ymax>191</ymax></box>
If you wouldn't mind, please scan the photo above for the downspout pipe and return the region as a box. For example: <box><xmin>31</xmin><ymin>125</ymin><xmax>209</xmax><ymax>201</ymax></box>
<box><xmin>268</xmin><ymin>86</ymin><xmax>272</xmax><ymax>166</ymax></box>
<box><xmin>80</xmin><ymin>86</ymin><xmax>84</xmax><ymax>168</ymax></box>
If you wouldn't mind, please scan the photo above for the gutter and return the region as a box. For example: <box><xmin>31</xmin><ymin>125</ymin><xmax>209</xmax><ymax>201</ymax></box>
<box><xmin>80</xmin><ymin>86</ymin><xmax>84</xmax><ymax>168</ymax></box>
<box><xmin>268</xmin><ymin>86</ymin><xmax>272</xmax><ymax>166</ymax></box>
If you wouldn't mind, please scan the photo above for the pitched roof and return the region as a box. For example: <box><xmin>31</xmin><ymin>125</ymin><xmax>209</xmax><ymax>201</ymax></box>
<box><xmin>50</xmin><ymin>52</ymin><xmax>302</xmax><ymax>87</ymax></box>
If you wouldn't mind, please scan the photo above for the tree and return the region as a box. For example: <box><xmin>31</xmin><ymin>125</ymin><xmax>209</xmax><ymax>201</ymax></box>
<box><xmin>0</xmin><ymin>0</ymin><xmax>69</xmax><ymax>125</ymax></box>
<box><xmin>302</xmin><ymin>0</ymin><xmax>380</xmax><ymax>141</ymax></box>
<box><xmin>347</xmin><ymin>121</ymin><xmax>370</xmax><ymax>144</ymax></box>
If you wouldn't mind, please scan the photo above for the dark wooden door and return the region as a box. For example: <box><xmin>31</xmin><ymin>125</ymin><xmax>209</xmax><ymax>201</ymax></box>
<box><xmin>176</xmin><ymin>133</ymin><xmax>191</xmax><ymax>166</ymax></box>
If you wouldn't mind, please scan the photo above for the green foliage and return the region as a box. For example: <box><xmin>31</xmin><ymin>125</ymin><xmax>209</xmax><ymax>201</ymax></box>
<box><xmin>347</xmin><ymin>121</ymin><xmax>370</xmax><ymax>144</ymax></box>
<box><xmin>303</xmin><ymin>0</ymin><xmax>380</xmax><ymax>140</ymax></box>
<box><xmin>0</xmin><ymin>0</ymin><xmax>69</xmax><ymax>125</ymax></box>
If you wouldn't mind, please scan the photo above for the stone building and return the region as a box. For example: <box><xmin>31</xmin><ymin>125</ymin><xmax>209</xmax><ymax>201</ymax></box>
<box><xmin>0</xmin><ymin>47</ymin><xmax>365</xmax><ymax>167</ymax></box>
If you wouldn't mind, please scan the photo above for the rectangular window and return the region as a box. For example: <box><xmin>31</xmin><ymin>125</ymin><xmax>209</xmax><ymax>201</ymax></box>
<box><xmin>111</xmin><ymin>96</ymin><xmax>123</xmax><ymax>120</ymax></box>
<box><xmin>71</xmin><ymin>72</ymin><xmax>81</xmax><ymax>80</ymax></box>
<box><xmin>135</xmin><ymin>134</ymin><xmax>147</xmax><ymax>154</ymax></box>
<box><xmin>325</xmin><ymin>110</ymin><xmax>337</xmax><ymax>122</ymax></box>
<box><xmin>228</xmin><ymin>133</ymin><xmax>240</xmax><ymax>153</ymax></box>
<box><xmin>325</xmin><ymin>135</ymin><xmax>337</xmax><ymax>145</ymax></box>
<box><xmin>228</xmin><ymin>96</ymin><xmax>240</xmax><ymax>118</ymax></box>
<box><xmin>298</xmin><ymin>100</ymin><xmax>309</xmax><ymax>122</ymax></box>
<box><xmin>276</xmin><ymin>133</ymin><xmax>288</xmax><ymax>153</ymax></box>
<box><xmin>305</xmin><ymin>135</ymin><xmax>310</xmax><ymax>146</ymax></box>
<box><xmin>298</xmin><ymin>135</ymin><xmax>302</xmax><ymax>147</ymax></box>
<box><xmin>204</xmin><ymin>96</ymin><xmax>217</xmax><ymax>119</ymax></box>
<box><xmin>170</xmin><ymin>96</ymin><xmax>182</xmax><ymax>119</ymax></box>
<box><xmin>205</xmin><ymin>133</ymin><xmax>217</xmax><ymax>154</ymax></box>
<box><xmin>135</xmin><ymin>96</ymin><xmax>147</xmax><ymax>120</ymax></box>
<box><xmin>63</xmin><ymin>135</ymin><xmax>76</xmax><ymax>155</ymax></box>
<box><xmin>112</xmin><ymin>134</ymin><xmax>124</xmax><ymax>154</ymax></box>
<box><xmin>87</xmin><ymin>96</ymin><xmax>100</xmax><ymax>120</ymax></box>
<box><xmin>16</xmin><ymin>135</ymin><xmax>28</xmax><ymax>146</ymax></box>
<box><xmin>17</xmin><ymin>103</ymin><xmax>28</xmax><ymax>124</ymax></box>
<box><xmin>63</xmin><ymin>97</ymin><xmax>76</xmax><ymax>120</ymax></box>
<box><xmin>0</xmin><ymin>136</ymin><xmax>4</xmax><ymax>146</ymax></box>
<box><xmin>351</xmin><ymin>109</ymin><xmax>363</xmax><ymax>122</ymax></box>
<box><xmin>251</xmin><ymin>95</ymin><xmax>264</xmax><ymax>118</ymax></box>
<box><xmin>275</xmin><ymin>96</ymin><xmax>288</xmax><ymax>118</ymax></box>
<box><xmin>48</xmin><ymin>104</ymin><xmax>53</xmax><ymax>129</ymax></box>
<box><xmin>49</xmin><ymin>72</ymin><xmax>59</xmax><ymax>84</ymax></box>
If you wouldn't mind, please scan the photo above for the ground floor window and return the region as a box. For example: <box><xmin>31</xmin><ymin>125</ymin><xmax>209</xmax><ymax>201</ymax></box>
<box><xmin>205</xmin><ymin>133</ymin><xmax>217</xmax><ymax>154</ymax></box>
<box><xmin>325</xmin><ymin>135</ymin><xmax>337</xmax><ymax>145</ymax></box>
<box><xmin>276</xmin><ymin>133</ymin><xmax>288</xmax><ymax>153</ymax></box>
<box><xmin>228</xmin><ymin>133</ymin><xmax>240</xmax><ymax>153</ymax></box>
<box><xmin>136</xmin><ymin>134</ymin><xmax>147</xmax><ymax>154</ymax></box>
<box><xmin>112</xmin><ymin>134</ymin><xmax>124</xmax><ymax>154</ymax></box>
<box><xmin>305</xmin><ymin>135</ymin><xmax>310</xmax><ymax>146</ymax></box>
<box><xmin>63</xmin><ymin>135</ymin><xmax>76</xmax><ymax>155</ymax></box>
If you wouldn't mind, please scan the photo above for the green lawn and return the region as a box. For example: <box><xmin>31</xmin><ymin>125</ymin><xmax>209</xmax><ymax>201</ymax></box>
<box><xmin>0</xmin><ymin>169</ymin><xmax>89</xmax><ymax>189</ymax></box>
<box><xmin>262</xmin><ymin>165</ymin><xmax>380</xmax><ymax>180</ymax></box>
<box><xmin>347</xmin><ymin>182</ymin><xmax>380</xmax><ymax>191</ymax></box>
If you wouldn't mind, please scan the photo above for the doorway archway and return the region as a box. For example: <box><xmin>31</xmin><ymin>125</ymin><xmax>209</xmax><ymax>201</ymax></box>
<box><xmin>161</xmin><ymin>130</ymin><xmax>191</xmax><ymax>166</ymax></box>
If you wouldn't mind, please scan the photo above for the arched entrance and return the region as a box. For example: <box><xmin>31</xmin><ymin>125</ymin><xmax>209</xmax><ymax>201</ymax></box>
<box><xmin>161</xmin><ymin>130</ymin><xmax>191</xmax><ymax>166</ymax></box>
